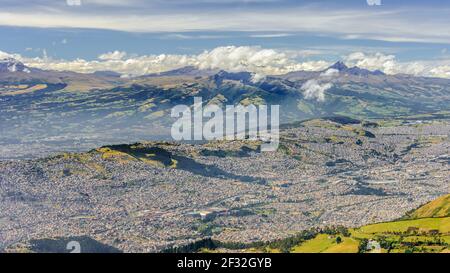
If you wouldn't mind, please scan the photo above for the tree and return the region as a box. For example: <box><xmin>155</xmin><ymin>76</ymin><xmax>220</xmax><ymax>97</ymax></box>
<box><xmin>358</xmin><ymin>239</ymin><xmax>369</xmax><ymax>253</ymax></box>
<box><xmin>336</xmin><ymin>236</ymin><xmax>342</xmax><ymax>244</ymax></box>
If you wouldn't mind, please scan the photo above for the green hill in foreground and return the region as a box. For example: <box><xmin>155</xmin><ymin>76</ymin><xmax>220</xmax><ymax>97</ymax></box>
<box><xmin>171</xmin><ymin>195</ymin><xmax>450</xmax><ymax>253</ymax></box>
<box><xmin>275</xmin><ymin>195</ymin><xmax>450</xmax><ymax>253</ymax></box>
<box><xmin>282</xmin><ymin>195</ymin><xmax>450</xmax><ymax>253</ymax></box>
<box><xmin>405</xmin><ymin>194</ymin><xmax>450</xmax><ymax>219</ymax></box>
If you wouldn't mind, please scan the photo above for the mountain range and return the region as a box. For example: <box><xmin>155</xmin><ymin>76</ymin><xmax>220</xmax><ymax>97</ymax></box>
<box><xmin>0</xmin><ymin>57</ymin><xmax>449</xmax><ymax>159</ymax></box>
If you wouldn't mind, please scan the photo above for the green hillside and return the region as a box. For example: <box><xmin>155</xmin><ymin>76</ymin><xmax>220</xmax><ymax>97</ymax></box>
<box><xmin>288</xmin><ymin>195</ymin><xmax>450</xmax><ymax>253</ymax></box>
<box><xmin>405</xmin><ymin>194</ymin><xmax>450</xmax><ymax>219</ymax></box>
<box><xmin>181</xmin><ymin>194</ymin><xmax>450</xmax><ymax>254</ymax></box>
<box><xmin>284</xmin><ymin>195</ymin><xmax>450</xmax><ymax>253</ymax></box>
<box><xmin>277</xmin><ymin>217</ymin><xmax>449</xmax><ymax>253</ymax></box>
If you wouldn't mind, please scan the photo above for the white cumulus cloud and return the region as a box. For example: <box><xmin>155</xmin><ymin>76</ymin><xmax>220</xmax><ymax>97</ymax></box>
<box><xmin>344</xmin><ymin>51</ymin><xmax>450</xmax><ymax>78</ymax></box>
<box><xmin>301</xmin><ymin>79</ymin><xmax>332</xmax><ymax>102</ymax></box>
<box><xmin>2</xmin><ymin>46</ymin><xmax>450</xmax><ymax>80</ymax></box>
<box><xmin>98</xmin><ymin>50</ymin><xmax>127</xmax><ymax>61</ymax></box>
<box><xmin>345</xmin><ymin>52</ymin><xmax>396</xmax><ymax>74</ymax></box>
<box><xmin>6</xmin><ymin>46</ymin><xmax>329</xmax><ymax>77</ymax></box>
<box><xmin>300</xmin><ymin>68</ymin><xmax>339</xmax><ymax>102</ymax></box>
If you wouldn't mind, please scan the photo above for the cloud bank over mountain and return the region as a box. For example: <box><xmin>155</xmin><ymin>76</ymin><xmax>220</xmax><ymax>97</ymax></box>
<box><xmin>2</xmin><ymin>46</ymin><xmax>450</xmax><ymax>79</ymax></box>
<box><xmin>301</xmin><ymin>69</ymin><xmax>339</xmax><ymax>102</ymax></box>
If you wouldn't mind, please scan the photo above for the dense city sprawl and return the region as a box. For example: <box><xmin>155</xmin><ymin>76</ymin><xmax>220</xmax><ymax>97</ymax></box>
<box><xmin>0</xmin><ymin>117</ymin><xmax>449</xmax><ymax>252</ymax></box>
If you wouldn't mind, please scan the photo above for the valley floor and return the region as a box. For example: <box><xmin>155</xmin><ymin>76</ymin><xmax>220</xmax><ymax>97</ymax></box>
<box><xmin>0</xmin><ymin>118</ymin><xmax>449</xmax><ymax>252</ymax></box>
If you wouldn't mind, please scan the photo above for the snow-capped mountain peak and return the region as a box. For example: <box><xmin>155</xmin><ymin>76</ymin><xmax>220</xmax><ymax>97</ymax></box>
<box><xmin>0</xmin><ymin>57</ymin><xmax>31</xmax><ymax>73</ymax></box>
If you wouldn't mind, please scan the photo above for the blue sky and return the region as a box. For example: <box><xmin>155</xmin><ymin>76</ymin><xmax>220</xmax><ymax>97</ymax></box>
<box><xmin>2</xmin><ymin>26</ymin><xmax>448</xmax><ymax>62</ymax></box>
<box><xmin>0</xmin><ymin>0</ymin><xmax>449</xmax><ymax>78</ymax></box>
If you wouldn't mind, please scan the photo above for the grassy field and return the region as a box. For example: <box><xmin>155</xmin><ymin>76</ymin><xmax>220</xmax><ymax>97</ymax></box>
<box><xmin>285</xmin><ymin>217</ymin><xmax>450</xmax><ymax>253</ymax></box>
<box><xmin>291</xmin><ymin>234</ymin><xmax>359</xmax><ymax>253</ymax></box>
<box><xmin>355</xmin><ymin>217</ymin><xmax>450</xmax><ymax>234</ymax></box>
<box><xmin>289</xmin><ymin>194</ymin><xmax>450</xmax><ymax>253</ymax></box>
<box><xmin>291</xmin><ymin>234</ymin><xmax>336</xmax><ymax>253</ymax></box>
<box><xmin>95</xmin><ymin>144</ymin><xmax>177</xmax><ymax>168</ymax></box>
<box><xmin>322</xmin><ymin>238</ymin><xmax>359</xmax><ymax>253</ymax></box>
